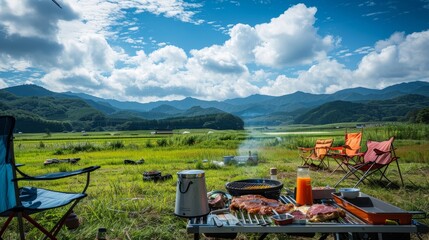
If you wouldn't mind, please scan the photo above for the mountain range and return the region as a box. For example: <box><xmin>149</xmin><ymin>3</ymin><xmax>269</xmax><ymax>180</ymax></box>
<box><xmin>2</xmin><ymin>81</ymin><xmax>429</xmax><ymax>126</ymax></box>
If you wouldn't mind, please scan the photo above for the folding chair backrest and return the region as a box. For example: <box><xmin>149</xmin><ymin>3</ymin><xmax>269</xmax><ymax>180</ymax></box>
<box><xmin>344</xmin><ymin>132</ymin><xmax>362</xmax><ymax>156</ymax></box>
<box><xmin>363</xmin><ymin>137</ymin><xmax>395</xmax><ymax>165</ymax></box>
<box><xmin>0</xmin><ymin>116</ymin><xmax>18</xmax><ymax>214</ymax></box>
<box><xmin>314</xmin><ymin>139</ymin><xmax>334</xmax><ymax>159</ymax></box>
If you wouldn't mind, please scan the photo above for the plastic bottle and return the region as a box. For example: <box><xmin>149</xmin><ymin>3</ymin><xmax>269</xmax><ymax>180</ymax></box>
<box><xmin>295</xmin><ymin>166</ymin><xmax>313</xmax><ymax>206</ymax></box>
<box><xmin>96</xmin><ymin>228</ymin><xmax>107</xmax><ymax>240</ymax></box>
<box><xmin>270</xmin><ymin>167</ymin><xmax>278</xmax><ymax>180</ymax></box>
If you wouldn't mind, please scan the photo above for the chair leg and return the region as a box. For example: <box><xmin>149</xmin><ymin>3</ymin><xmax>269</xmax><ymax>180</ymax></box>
<box><xmin>329</xmin><ymin>159</ymin><xmax>341</xmax><ymax>175</ymax></box>
<box><xmin>329</xmin><ymin>158</ymin><xmax>347</xmax><ymax>176</ymax></box>
<box><xmin>0</xmin><ymin>213</ymin><xmax>15</xmax><ymax>237</ymax></box>
<box><xmin>353</xmin><ymin>164</ymin><xmax>376</xmax><ymax>188</ymax></box>
<box><xmin>301</xmin><ymin>157</ymin><xmax>310</xmax><ymax>167</ymax></box>
<box><xmin>22</xmin><ymin>215</ymin><xmax>57</xmax><ymax>240</ymax></box>
<box><xmin>17</xmin><ymin>212</ymin><xmax>25</xmax><ymax>240</ymax></box>
<box><xmin>347</xmin><ymin>165</ymin><xmax>365</xmax><ymax>181</ymax></box>
<box><xmin>49</xmin><ymin>200</ymin><xmax>81</xmax><ymax>238</ymax></box>
<box><xmin>317</xmin><ymin>159</ymin><xmax>329</xmax><ymax>170</ymax></box>
<box><xmin>334</xmin><ymin>167</ymin><xmax>358</xmax><ymax>188</ymax></box>
<box><xmin>395</xmin><ymin>160</ymin><xmax>404</xmax><ymax>187</ymax></box>
<box><xmin>1</xmin><ymin>213</ymin><xmax>57</xmax><ymax>240</ymax></box>
<box><xmin>334</xmin><ymin>163</ymin><xmax>370</xmax><ymax>188</ymax></box>
<box><xmin>321</xmin><ymin>161</ymin><xmax>329</xmax><ymax>170</ymax></box>
<box><xmin>342</xmin><ymin>157</ymin><xmax>354</xmax><ymax>171</ymax></box>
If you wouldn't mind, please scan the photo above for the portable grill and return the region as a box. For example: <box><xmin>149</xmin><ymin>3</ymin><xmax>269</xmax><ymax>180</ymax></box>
<box><xmin>225</xmin><ymin>179</ymin><xmax>283</xmax><ymax>199</ymax></box>
<box><xmin>187</xmin><ymin>194</ymin><xmax>427</xmax><ymax>240</ymax></box>
<box><xmin>223</xmin><ymin>151</ymin><xmax>258</xmax><ymax>165</ymax></box>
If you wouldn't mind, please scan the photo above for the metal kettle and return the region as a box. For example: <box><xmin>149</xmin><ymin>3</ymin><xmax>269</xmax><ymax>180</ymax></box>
<box><xmin>174</xmin><ymin>170</ymin><xmax>210</xmax><ymax>218</ymax></box>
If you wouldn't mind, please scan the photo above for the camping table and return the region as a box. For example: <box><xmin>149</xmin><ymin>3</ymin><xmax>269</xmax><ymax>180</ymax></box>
<box><xmin>186</xmin><ymin>195</ymin><xmax>428</xmax><ymax>240</ymax></box>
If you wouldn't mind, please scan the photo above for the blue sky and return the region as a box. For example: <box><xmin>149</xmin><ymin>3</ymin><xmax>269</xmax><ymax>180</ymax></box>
<box><xmin>1</xmin><ymin>0</ymin><xmax>429</xmax><ymax>103</ymax></box>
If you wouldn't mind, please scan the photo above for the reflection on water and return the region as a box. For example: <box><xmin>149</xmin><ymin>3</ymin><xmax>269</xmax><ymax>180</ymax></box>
<box><xmin>263</xmin><ymin>132</ymin><xmax>331</xmax><ymax>135</ymax></box>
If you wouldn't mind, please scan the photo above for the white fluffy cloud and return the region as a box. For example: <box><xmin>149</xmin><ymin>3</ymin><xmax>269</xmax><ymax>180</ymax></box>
<box><xmin>0</xmin><ymin>0</ymin><xmax>79</xmax><ymax>70</ymax></box>
<box><xmin>0</xmin><ymin>78</ymin><xmax>7</xmax><ymax>88</ymax></box>
<box><xmin>260</xmin><ymin>59</ymin><xmax>354</xmax><ymax>95</ymax></box>
<box><xmin>355</xmin><ymin>30</ymin><xmax>429</xmax><ymax>88</ymax></box>
<box><xmin>258</xmin><ymin>29</ymin><xmax>429</xmax><ymax>96</ymax></box>
<box><xmin>1</xmin><ymin>0</ymin><xmax>429</xmax><ymax>102</ymax></box>
<box><xmin>224</xmin><ymin>24</ymin><xmax>260</xmax><ymax>63</ymax></box>
<box><xmin>254</xmin><ymin>4</ymin><xmax>334</xmax><ymax>68</ymax></box>
<box><xmin>59</xmin><ymin>34</ymin><xmax>118</xmax><ymax>71</ymax></box>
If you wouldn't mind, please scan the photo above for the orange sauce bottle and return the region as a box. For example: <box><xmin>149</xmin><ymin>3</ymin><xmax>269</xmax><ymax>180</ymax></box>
<box><xmin>296</xmin><ymin>166</ymin><xmax>313</xmax><ymax>206</ymax></box>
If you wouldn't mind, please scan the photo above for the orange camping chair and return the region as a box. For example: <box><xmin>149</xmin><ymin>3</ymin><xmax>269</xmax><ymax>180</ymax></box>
<box><xmin>329</xmin><ymin>130</ymin><xmax>363</xmax><ymax>174</ymax></box>
<box><xmin>298</xmin><ymin>139</ymin><xmax>334</xmax><ymax>170</ymax></box>
<box><xmin>334</xmin><ymin>137</ymin><xmax>404</xmax><ymax>188</ymax></box>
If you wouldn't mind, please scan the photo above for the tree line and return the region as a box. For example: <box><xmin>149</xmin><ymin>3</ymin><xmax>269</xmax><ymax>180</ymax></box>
<box><xmin>0</xmin><ymin>91</ymin><xmax>244</xmax><ymax>133</ymax></box>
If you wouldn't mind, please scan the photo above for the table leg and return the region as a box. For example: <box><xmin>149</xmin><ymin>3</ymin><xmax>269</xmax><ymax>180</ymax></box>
<box><xmin>193</xmin><ymin>233</ymin><xmax>199</xmax><ymax>240</ymax></box>
<box><xmin>258</xmin><ymin>233</ymin><xmax>268</xmax><ymax>240</ymax></box>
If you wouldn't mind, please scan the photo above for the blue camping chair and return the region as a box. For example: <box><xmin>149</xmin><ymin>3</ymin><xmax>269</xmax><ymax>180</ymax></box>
<box><xmin>0</xmin><ymin>116</ymin><xmax>100</xmax><ymax>240</ymax></box>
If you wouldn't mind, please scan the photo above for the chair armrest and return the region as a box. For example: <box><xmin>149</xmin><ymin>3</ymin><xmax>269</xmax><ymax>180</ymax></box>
<box><xmin>315</xmin><ymin>146</ymin><xmax>331</xmax><ymax>150</ymax></box>
<box><xmin>330</xmin><ymin>146</ymin><xmax>343</xmax><ymax>151</ymax></box>
<box><xmin>373</xmin><ymin>148</ymin><xmax>388</xmax><ymax>156</ymax></box>
<box><xmin>15</xmin><ymin>166</ymin><xmax>100</xmax><ymax>181</ymax></box>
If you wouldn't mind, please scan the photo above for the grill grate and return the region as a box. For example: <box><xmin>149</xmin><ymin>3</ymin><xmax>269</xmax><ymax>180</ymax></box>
<box><xmin>225</xmin><ymin>179</ymin><xmax>283</xmax><ymax>199</ymax></box>
<box><xmin>189</xmin><ymin>195</ymin><xmax>367</xmax><ymax>226</ymax></box>
<box><xmin>227</xmin><ymin>181</ymin><xmax>277</xmax><ymax>190</ymax></box>
<box><xmin>234</xmin><ymin>211</ymin><xmax>272</xmax><ymax>225</ymax></box>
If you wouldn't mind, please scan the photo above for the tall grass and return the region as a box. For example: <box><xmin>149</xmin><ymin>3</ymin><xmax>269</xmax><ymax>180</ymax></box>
<box><xmin>364</xmin><ymin>123</ymin><xmax>429</xmax><ymax>141</ymax></box>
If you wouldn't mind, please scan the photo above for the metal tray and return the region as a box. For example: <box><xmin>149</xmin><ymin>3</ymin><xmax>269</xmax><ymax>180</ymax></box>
<box><xmin>332</xmin><ymin>192</ymin><xmax>413</xmax><ymax>224</ymax></box>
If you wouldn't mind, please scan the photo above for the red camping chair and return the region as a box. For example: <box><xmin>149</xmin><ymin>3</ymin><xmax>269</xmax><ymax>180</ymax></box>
<box><xmin>334</xmin><ymin>137</ymin><xmax>404</xmax><ymax>188</ymax></box>
<box><xmin>329</xmin><ymin>130</ymin><xmax>363</xmax><ymax>174</ymax></box>
<box><xmin>298</xmin><ymin>139</ymin><xmax>334</xmax><ymax>170</ymax></box>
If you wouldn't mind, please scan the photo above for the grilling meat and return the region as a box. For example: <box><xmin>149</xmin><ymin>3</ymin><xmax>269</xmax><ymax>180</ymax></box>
<box><xmin>289</xmin><ymin>210</ymin><xmax>306</xmax><ymax>220</ymax></box>
<box><xmin>230</xmin><ymin>194</ymin><xmax>294</xmax><ymax>215</ymax></box>
<box><xmin>306</xmin><ymin>204</ymin><xmax>346</xmax><ymax>222</ymax></box>
<box><xmin>208</xmin><ymin>193</ymin><xmax>227</xmax><ymax>210</ymax></box>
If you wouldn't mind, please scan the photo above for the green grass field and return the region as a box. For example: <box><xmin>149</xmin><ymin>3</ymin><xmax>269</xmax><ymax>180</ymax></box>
<box><xmin>3</xmin><ymin>123</ymin><xmax>429</xmax><ymax>239</ymax></box>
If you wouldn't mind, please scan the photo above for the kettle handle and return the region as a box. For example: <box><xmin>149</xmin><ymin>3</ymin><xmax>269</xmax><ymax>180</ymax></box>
<box><xmin>178</xmin><ymin>180</ymin><xmax>193</xmax><ymax>193</ymax></box>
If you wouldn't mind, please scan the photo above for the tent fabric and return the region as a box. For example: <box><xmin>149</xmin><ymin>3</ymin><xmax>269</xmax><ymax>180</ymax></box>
<box><xmin>0</xmin><ymin>118</ymin><xmax>17</xmax><ymax>214</ymax></box>
<box><xmin>362</xmin><ymin>137</ymin><xmax>394</xmax><ymax>165</ymax></box>
<box><xmin>19</xmin><ymin>187</ymin><xmax>86</xmax><ymax>214</ymax></box>
<box><xmin>343</xmin><ymin>132</ymin><xmax>362</xmax><ymax>156</ymax></box>
<box><xmin>313</xmin><ymin>139</ymin><xmax>334</xmax><ymax>159</ymax></box>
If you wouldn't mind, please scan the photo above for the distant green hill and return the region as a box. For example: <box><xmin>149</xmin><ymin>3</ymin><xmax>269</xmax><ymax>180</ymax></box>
<box><xmin>3</xmin><ymin>82</ymin><xmax>429</xmax><ymax>127</ymax></box>
<box><xmin>0</xmin><ymin>90</ymin><xmax>244</xmax><ymax>132</ymax></box>
<box><xmin>294</xmin><ymin>94</ymin><xmax>429</xmax><ymax>124</ymax></box>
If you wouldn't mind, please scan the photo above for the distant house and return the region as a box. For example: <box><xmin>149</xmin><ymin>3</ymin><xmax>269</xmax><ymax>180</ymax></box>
<box><xmin>356</xmin><ymin>124</ymin><xmax>366</xmax><ymax>129</ymax></box>
<box><xmin>151</xmin><ymin>130</ymin><xmax>174</xmax><ymax>135</ymax></box>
